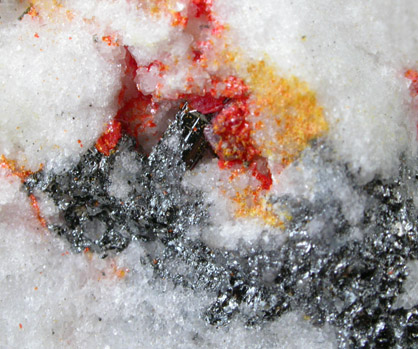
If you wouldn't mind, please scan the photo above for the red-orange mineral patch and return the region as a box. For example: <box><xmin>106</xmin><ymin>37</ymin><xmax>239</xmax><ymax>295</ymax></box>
<box><xmin>404</xmin><ymin>69</ymin><xmax>418</xmax><ymax>138</ymax></box>
<box><xmin>405</xmin><ymin>69</ymin><xmax>418</xmax><ymax>97</ymax></box>
<box><xmin>95</xmin><ymin>120</ymin><xmax>122</xmax><ymax>156</ymax></box>
<box><xmin>0</xmin><ymin>156</ymin><xmax>46</xmax><ymax>228</ymax></box>
<box><xmin>211</xmin><ymin>55</ymin><xmax>328</xmax><ymax>226</ymax></box>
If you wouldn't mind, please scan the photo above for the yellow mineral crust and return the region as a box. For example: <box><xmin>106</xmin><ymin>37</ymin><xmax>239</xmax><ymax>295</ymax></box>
<box><xmin>232</xmin><ymin>188</ymin><xmax>284</xmax><ymax>228</ymax></box>
<box><xmin>247</xmin><ymin>59</ymin><xmax>328</xmax><ymax>170</ymax></box>
<box><xmin>222</xmin><ymin>54</ymin><xmax>328</xmax><ymax>226</ymax></box>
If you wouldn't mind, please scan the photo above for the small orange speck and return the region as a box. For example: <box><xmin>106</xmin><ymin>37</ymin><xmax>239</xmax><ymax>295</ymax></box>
<box><xmin>66</xmin><ymin>10</ymin><xmax>74</xmax><ymax>21</ymax></box>
<box><xmin>34</xmin><ymin>287</ymin><xmax>38</xmax><ymax>291</ymax></box>
<box><xmin>171</xmin><ymin>12</ymin><xmax>188</xmax><ymax>27</ymax></box>
<box><xmin>34</xmin><ymin>33</ymin><xmax>39</xmax><ymax>38</ymax></box>
<box><xmin>405</xmin><ymin>69</ymin><xmax>418</xmax><ymax>82</ymax></box>
<box><xmin>28</xmin><ymin>7</ymin><xmax>38</xmax><ymax>18</ymax></box>
<box><xmin>102</xmin><ymin>35</ymin><xmax>119</xmax><ymax>47</ymax></box>
<box><xmin>212</xmin><ymin>24</ymin><xmax>223</xmax><ymax>37</ymax></box>
<box><xmin>19</xmin><ymin>323</ymin><xmax>23</xmax><ymax>329</ymax></box>
<box><xmin>69</xmin><ymin>36</ymin><xmax>72</xmax><ymax>40</ymax></box>
<box><xmin>77</xmin><ymin>139</ymin><xmax>83</xmax><ymax>148</ymax></box>
<box><xmin>116</xmin><ymin>269</ymin><xmax>126</xmax><ymax>278</ymax></box>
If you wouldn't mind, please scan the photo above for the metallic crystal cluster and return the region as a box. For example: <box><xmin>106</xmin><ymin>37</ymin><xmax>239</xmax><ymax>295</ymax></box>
<box><xmin>24</xmin><ymin>105</ymin><xmax>208</xmax><ymax>253</ymax></box>
<box><xmin>25</xmin><ymin>106</ymin><xmax>418</xmax><ymax>348</ymax></box>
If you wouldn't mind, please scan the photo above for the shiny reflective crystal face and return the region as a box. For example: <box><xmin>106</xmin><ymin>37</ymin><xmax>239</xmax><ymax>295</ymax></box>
<box><xmin>1</xmin><ymin>1</ymin><xmax>418</xmax><ymax>348</ymax></box>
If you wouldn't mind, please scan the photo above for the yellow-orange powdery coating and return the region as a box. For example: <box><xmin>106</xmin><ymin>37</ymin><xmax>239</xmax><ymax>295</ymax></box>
<box><xmin>247</xmin><ymin>59</ymin><xmax>328</xmax><ymax>169</ymax></box>
<box><xmin>232</xmin><ymin>188</ymin><xmax>284</xmax><ymax>228</ymax></box>
<box><xmin>221</xmin><ymin>56</ymin><xmax>328</xmax><ymax>226</ymax></box>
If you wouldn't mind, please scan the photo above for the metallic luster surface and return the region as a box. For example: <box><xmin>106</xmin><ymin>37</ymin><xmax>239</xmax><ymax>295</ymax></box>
<box><xmin>25</xmin><ymin>106</ymin><xmax>418</xmax><ymax>348</ymax></box>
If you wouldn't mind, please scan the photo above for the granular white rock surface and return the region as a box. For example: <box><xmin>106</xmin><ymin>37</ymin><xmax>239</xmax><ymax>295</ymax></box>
<box><xmin>394</xmin><ymin>260</ymin><xmax>418</xmax><ymax>310</ymax></box>
<box><xmin>0</xmin><ymin>11</ymin><xmax>121</xmax><ymax>172</ymax></box>
<box><xmin>1</xmin><ymin>0</ymin><xmax>418</xmax><ymax>347</ymax></box>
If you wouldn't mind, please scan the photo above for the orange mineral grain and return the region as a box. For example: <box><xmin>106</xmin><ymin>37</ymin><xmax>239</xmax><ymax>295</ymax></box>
<box><xmin>95</xmin><ymin>120</ymin><xmax>123</xmax><ymax>156</ymax></box>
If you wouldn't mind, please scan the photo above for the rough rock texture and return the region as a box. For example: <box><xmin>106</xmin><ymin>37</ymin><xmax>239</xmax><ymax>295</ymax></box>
<box><xmin>25</xmin><ymin>105</ymin><xmax>207</xmax><ymax>253</ymax></box>
<box><xmin>25</xmin><ymin>105</ymin><xmax>418</xmax><ymax>348</ymax></box>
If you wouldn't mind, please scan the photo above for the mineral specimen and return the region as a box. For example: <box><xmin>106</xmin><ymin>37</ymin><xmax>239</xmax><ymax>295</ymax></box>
<box><xmin>25</xmin><ymin>104</ymin><xmax>208</xmax><ymax>253</ymax></box>
<box><xmin>25</xmin><ymin>110</ymin><xmax>418</xmax><ymax>347</ymax></box>
<box><xmin>2</xmin><ymin>1</ymin><xmax>418</xmax><ymax>348</ymax></box>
